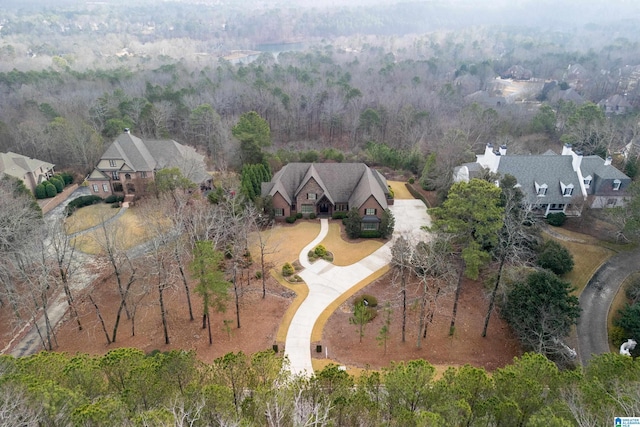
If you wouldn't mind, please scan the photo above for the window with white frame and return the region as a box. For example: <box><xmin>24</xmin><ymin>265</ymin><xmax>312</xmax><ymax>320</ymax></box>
<box><xmin>365</xmin><ymin>208</ymin><xmax>377</xmax><ymax>215</ymax></box>
<box><xmin>111</xmin><ymin>171</ymin><xmax>119</xmax><ymax>180</ymax></box>
<box><xmin>102</xmin><ymin>184</ymin><xmax>109</xmax><ymax>192</ymax></box>
<box><xmin>535</xmin><ymin>182</ymin><xmax>547</xmax><ymax>196</ymax></box>
<box><xmin>307</xmin><ymin>193</ymin><xmax>316</xmax><ymax>200</ymax></box>
<box><xmin>109</xmin><ymin>159</ymin><xmax>117</xmax><ymax>167</ymax></box>
<box><xmin>274</xmin><ymin>208</ymin><xmax>284</xmax><ymax>217</ymax></box>
<box><xmin>141</xmin><ymin>171</ymin><xmax>147</xmax><ymax>178</ymax></box>
<box><xmin>563</xmin><ymin>186</ymin><xmax>573</xmax><ymax>196</ymax></box>
<box><xmin>92</xmin><ymin>184</ymin><xmax>99</xmax><ymax>193</ymax></box>
<box><xmin>301</xmin><ymin>205</ymin><xmax>314</xmax><ymax>214</ymax></box>
<box><xmin>613</xmin><ymin>179</ymin><xmax>621</xmax><ymax>191</ymax></box>
<box><xmin>362</xmin><ymin>222</ymin><xmax>378</xmax><ymax>231</ymax></box>
<box><xmin>583</xmin><ymin>175</ymin><xmax>592</xmax><ymax>188</ymax></box>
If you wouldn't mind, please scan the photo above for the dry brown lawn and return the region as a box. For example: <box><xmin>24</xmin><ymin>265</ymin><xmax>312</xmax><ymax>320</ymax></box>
<box><xmin>543</xmin><ymin>228</ymin><xmax>615</xmax><ymax>294</ymax></box>
<box><xmin>71</xmin><ymin>209</ymin><xmax>154</xmax><ymax>255</ymax></box>
<box><xmin>388</xmin><ymin>180</ymin><xmax>413</xmax><ymax>200</ymax></box>
<box><xmin>318</xmin><ymin>223</ymin><xmax>384</xmax><ymax>266</ymax></box>
<box><xmin>249</xmin><ymin>221</ymin><xmax>320</xmax><ymax>269</ymax></box>
<box><xmin>65</xmin><ymin>204</ymin><xmax>120</xmax><ymax>234</ymax></box>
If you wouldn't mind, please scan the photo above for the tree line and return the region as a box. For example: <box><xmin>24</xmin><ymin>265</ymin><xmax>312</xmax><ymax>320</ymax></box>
<box><xmin>1</xmin><ymin>349</ymin><xmax>639</xmax><ymax>426</ymax></box>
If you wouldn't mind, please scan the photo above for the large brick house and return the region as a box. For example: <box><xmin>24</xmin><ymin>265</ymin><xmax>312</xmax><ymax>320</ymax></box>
<box><xmin>454</xmin><ymin>143</ymin><xmax>631</xmax><ymax>216</ymax></box>
<box><xmin>0</xmin><ymin>151</ymin><xmax>55</xmax><ymax>194</ymax></box>
<box><xmin>87</xmin><ymin>130</ymin><xmax>209</xmax><ymax>197</ymax></box>
<box><xmin>261</xmin><ymin>163</ymin><xmax>392</xmax><ymax>230</ymax></box>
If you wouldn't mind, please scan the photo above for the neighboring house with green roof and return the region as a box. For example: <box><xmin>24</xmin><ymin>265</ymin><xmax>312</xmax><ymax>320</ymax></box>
<box><xmin>0</xmin><ymin>151</ymin><xmax>55</xmax><ymax>194</ymax></box>
<box><xmin>261</xmin><ymin>163</ymin><xmax>392</xmax><ymax>229</ymax></box>
<box><xmin>87</xmin><ymin>129</ymin><xmax>209</xmax><ymax>197</ymax></box>
<box><xmin>454</xmin><ymin>143</ymin><xmax>631</xmax><ymax>217</ymax></box>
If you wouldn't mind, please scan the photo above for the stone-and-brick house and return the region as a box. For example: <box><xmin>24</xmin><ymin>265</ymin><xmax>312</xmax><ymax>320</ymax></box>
<box><xmin>87</xmin><ymin>130</ymin><xmax>209</xmax><ymax>197</ymax></box>
<box><xmin>0</xmin><ymin>151</ymin><xmax>55</xmax><ymax>194</ymax></box>
<box><xmin>454</xmin><ymin>143</ymin><xmax>631</xmax><ymax>216</ymax></box>
<box><xmin>261</xmin><ymin>163</ymin><xmax>392</xmax><ymax>230</ymax></box>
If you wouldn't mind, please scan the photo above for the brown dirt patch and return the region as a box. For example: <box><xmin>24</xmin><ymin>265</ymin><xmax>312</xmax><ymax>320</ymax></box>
<box><xmin>316</xmin><ymin>272</ymin><xmax>522</xmax><ymax>372</ymax></box>
<box><xmin>52</xmin><ymin>264</ymin><xmax>293</xmax><ymax>364</ymax></box>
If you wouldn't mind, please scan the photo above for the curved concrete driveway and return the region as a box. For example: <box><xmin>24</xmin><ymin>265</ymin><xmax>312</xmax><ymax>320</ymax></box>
<box><xmin>578</xmin><ymin>248</ymin><xmax>640</xmax><ymax>366</ymax></box>
<box><xmin>284</xmin><ymin>199</ymin><xmax>430</xmax><ymax>376</ymax></box>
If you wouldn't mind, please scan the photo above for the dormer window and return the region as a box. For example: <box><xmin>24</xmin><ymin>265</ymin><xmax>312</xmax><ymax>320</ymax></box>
<box><xmin>583</xmin><ymin>175</ymin><xmax>592</xmax><ymax>188</ymax></box>
<box><xmin>535</xmin><ymin>182</ymin><xmax>548</xmax><ymax>196</ymax></box>
<box><xmin>613</xmin><ymin>179</ymin><xmax>621</xmax><ymax>191</ymax></box>
<box><xmin>560</xmin><ymin>182</ymin><xmax>574</xmax><ymax>197</ymax></box>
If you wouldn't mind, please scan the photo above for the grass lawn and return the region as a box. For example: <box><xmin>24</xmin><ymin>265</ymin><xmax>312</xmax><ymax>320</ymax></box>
<box><xmin>249</xmin><ymin>221</ymin><xmax>321</xmax><ymax>268</ymax></box>
<box><xmin>388</xmin><ymin>180</ymin><xmax>413</xmax><ymax>200</ymax></box>
<box><xmin>318</xmin><ymin>223</ymin><xmax>384</xmax><ymax>266</ymax></box>
<box><xmin>71</xmin><ymin>209</ymin><xmax>153</xmax><ymax>255</ymax></box>
<box><xmin>544</xmin><ymin>228</ymin><xmax>615</xmax><ymax>294</ymax></box>
<box><xmin>64</xmin><ymin>203</ymin><xmax>120</xmax><ymax>234</ymax></box>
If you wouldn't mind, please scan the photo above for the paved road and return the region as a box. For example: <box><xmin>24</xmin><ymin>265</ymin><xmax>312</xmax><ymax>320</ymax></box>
<box><xmin>578</xmin><ymin>248</ymin><xmax>640</xmax><ymax>366</ymax></box>
<box><xmin>284</xmin><ymin>200</ymin><xmax>431</xmax><ymax>376</ymax></box>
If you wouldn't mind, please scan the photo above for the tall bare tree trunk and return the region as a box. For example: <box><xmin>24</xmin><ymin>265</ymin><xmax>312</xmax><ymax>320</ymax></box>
<box><xmin>234</xmin><ymin>267</ymin><xmax>241</xmax><ymax>329</ymax></box>
<box><xmin>449</xmin><ymin>258</ymin><xmax>465</xmax><ymax>336</ymax></box>
<box><xmin>159</xmin><ymin>282</ymin><xmax>170</xmax><ymax>344</ymax></box>
<box><xmin>401</xmin><ymin>270</ymin><xmax>407</xmax><ymax>343</ymax></box>
<box><xmin>482</xmin><ymin>255</ymin><xmax>506</xmax><ymax>337</ymax></box>
<box><xmin>174</xmin><ymin>247</ymin><xmax>194</xmax><ymax>321</ymax></box>
<box><xmin>89</xmin><ymin>295</ymin><xmax>111</xmax><ymax>344</ymax></box>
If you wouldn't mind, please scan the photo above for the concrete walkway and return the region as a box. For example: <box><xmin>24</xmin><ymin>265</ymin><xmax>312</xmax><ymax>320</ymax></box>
<box><xmin>284</xmin><ymin>200</ymin><xmax>430</xmax><ymax>376</ymax></box>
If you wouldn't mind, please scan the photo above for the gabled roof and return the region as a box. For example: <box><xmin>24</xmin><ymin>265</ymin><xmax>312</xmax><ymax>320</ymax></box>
<box><xmin>262</xmin><ymin>163</ymin><xmax>389</xmax><ymax>210</ymax></box>
<box><xmin>294</xmin><ymin>164</ymin><xmax>335</xmax><ymax>204</ymax></box>
<box><xmin>0</xmin><ymin>151</ymin><xmax>54</xmax><ymax>179</ymax></box>
<box><xmin>97</xmin><ymin>132</ymin><xmax>208</xmax><ymax>184</ymax></box>
<box><xmin>580</xmin><ymin>155</ymin><xmax>630</xmax><ymax>195</ymax></box>
<box><xmin>87</xmin><ymin>169</ymin><xmax>110</xmax><ymax>180</ymax></box>
<box><xmin>497</xmin><ymin>155</ymin><xmax>580</xmax><ymax>205</ymax></box>
<box><xmin>102</xmin><ymin>132</ymin><xmax>156</xmax><ymax>171</ymax></box>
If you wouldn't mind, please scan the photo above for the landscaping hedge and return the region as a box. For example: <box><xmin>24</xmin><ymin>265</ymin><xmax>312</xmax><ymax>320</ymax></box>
<box><xmin>50</xmin><ymin>176</ymin><xmax>64</xmax><ymax>193</ymax></box>
<box><xmin>332</xmin><ymin>211</ymin><xmax>348</xmax><ymax>220</ymax></box>
<box><xmin>45</xmin><ymin>182</ymin><xmax>57</xmax><ymax>198</ymax></box>
<box><xmin>359</xmin><ymin>230</ymin><xmax>381</xmax><ymax>238</ymax></box>
<box><xmin>285</xmin><ymin>216</ymin><xmax>297</xmax><ymax>224</ymax></box>
<box><xmin>405</xmin><ymin>183</ymin><xmax>430</xmax><ymax>207</ymax></box>
<box><xmin>65</xmin><ymin>195</ymin><xmax>103</xmax><ymax>216</ymax></box>
<box><xmin>546</xmin><ymin>212</ymin><xmax>567</xmax><ymax>226</ymax></box>
<box><xmin>104</xmin><ymin>194</ymin><xmax>124</xmax><ymax>204</ymax></box>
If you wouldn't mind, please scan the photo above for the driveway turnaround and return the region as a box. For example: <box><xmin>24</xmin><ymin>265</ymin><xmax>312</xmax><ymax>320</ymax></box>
<box><xmin>284</xmin><ymin>199</ymin><xmax>430</xmax><ymax>376</ymax></box>
<box><xmin>578</xmin><ymin>248</ymin><xmax>640</xmax><ymax>366</ymax></box>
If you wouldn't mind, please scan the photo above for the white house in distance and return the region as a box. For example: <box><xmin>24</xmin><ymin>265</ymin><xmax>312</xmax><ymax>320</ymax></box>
<box><xmin>454</xmin><ymin>143</ymin><xmax>631</xmax><ymax>216</ymax></box>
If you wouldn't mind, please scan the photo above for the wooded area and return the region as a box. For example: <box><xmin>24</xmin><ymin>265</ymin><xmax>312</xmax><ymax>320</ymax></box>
<box><xmin>1</xmin><ymin>349</ymin><xmax>640</xmax><ymax>426</ymax></box>
<box><xmin>1</xmin><ymin>0</ymin><xmax>640</xmax><ymax>183</ymax></box>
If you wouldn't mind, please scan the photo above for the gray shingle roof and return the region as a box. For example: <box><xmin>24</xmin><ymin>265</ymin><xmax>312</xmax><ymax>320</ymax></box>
<box><xmin>262</xmin><ymin>163</ymin><xmax>389</xmax><ymax>210</ymax></box>
<box><xmin>580</xmin><ymin>155</ymin><xmax>630</xmax><ymax>195</ymax></box>
<box><xmin>99</xmin><ymin>133</ymin><xmax>208</xmax><ymax>184</ymax></box>
<box><xmin>0</xmin><ymin>151</ymin><xmax>54</xmax><ymax>179</ymax></box>
<box><xmin>497</xmin><ymin>155</ymin><xmax>580</xmax><ymax>205</ymax></box>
